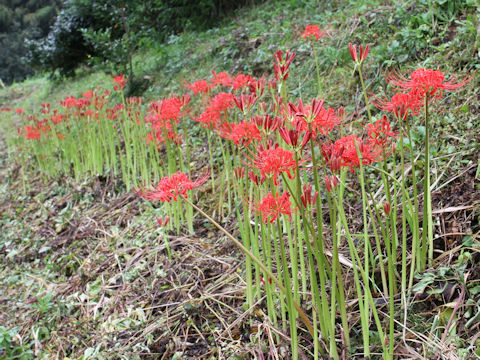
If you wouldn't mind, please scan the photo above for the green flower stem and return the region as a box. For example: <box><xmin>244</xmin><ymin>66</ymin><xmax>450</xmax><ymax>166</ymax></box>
<box><xmin>207</xmin><ymin>130</ymin><xmax>216</xmax><ymax>192</ymax></box>
<box><xmin>235</xmin><ymin>177</ymin><xmax>254</xmax><ymax>309</ymax></box>
<box><xmin>179</xmin><ymin>196</ymin><xmax>319</xmax><ymax>348</ymax></box>
<box><xmin>335</xmin><ymin>194</ymin><xmax>389</xmax><ymax>359</ymax></box>
<box><xmin>281</xmin><ymin>173</ymin><xmax>339</xmax><ymax>356</ymax></box>
<box><xmin>398</xmin><ymin>127</ymin><xmax>409</xmax><ymax>310</ymax></box>
<box><xmin>365</xmin><ymin>187</ymin><xmax>389</xmax><ymax>296</ymax></box>
<box><xmin>423</xmin><ymin>95</ymin><xmax>434</xmax><ymax>266</ymax></box>
<box><xmin>312</xmin><ymin>43</ymin><xmax>323</xmax><ymax>97</ymax></box>
<box><xmin>355</xmin><ymin>143</ymin><xmax>370</xmax><ymax>358</ymax></box>
<box><xmin>327</xmin><ymin>190</ymin><xmax>341</xmax><ymax>359</ymax></box>
<box><xmin>276</xmin><ymin>215</ymin><xmax>298</xmax><ymax>360</ymax></box>
<box><xmin>366</xmin><ymin>187</ymin><xmax>394</xmax><ymax>359</ymax></box>
<box><xmin>309</xmin><ymin>128</ymin><xmax>331</xmax><ymax>277</ymax></box>
<box><xmin>357</xmin><ymin>65</ymin><xmax>373</xmax><ymax>122</ymax></box>
<box><xmin>293</xmin><ymin>153</ymin><xmax>305</xmax><ymax>303</ymax></box>
<box><xmin>268</xmin><ymin>180</ymin><xmax>287</xmax><ymax>331</ymax></box>
<box><xmin>308</xmin><ymin>134</ymin><xmax>336</xmax><ymax>346</ymax></box>
<box><xmin>404</xmin><ymin>116</ymin><xmax>421</xmax><ymax>287</ymax></box>
<box><xmin>259</xmin><ymin>218</ymin><xmax>278</xmax><ymax>330</ymax></box>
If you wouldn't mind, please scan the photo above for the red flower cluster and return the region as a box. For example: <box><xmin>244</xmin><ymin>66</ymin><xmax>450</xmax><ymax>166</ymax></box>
<box><xmin>250</xmin><ymin>143</ymin><xmax>297</xmax><ymax>185</ymax></box>
<box><xmin>287</xmin><ymin>98</ymin><xmax>341</xmax><ymax>135</ymax></box>
<box><xmin>255</xmin><ymin>191</ymin><xmax>292</xmax><ymax>224</ymax></box>
<box><xmin>156</xmin><ymin>216</ymin><xmax>171</xmax><ymax>227</ymax></box>
<box><xmin>18</xmin><ymin>125</ymin><xmax>41</xmax><ymax>139</ymax></box>
<box><xmin>373</xmin><ymin>90</ymin><xmax>423</xmax><ymax>120</ymax></box>
<box><xmin>365</xmin><ymin>117</ymin><xmax>396</xmax><ymax>147</ymax></box>
<box><xmin>196</xmin><ymin>92</ymin><xmax>235</xmax><ymax>128</ymax></box>
<box><xmin>188</xmin><ymin>71</ymin><xmax>256</xmax><ymax>95</ymax></box>
<box><xmin>144</xmin><ymin>95</ymin><xmax>190</xmax><ymax>147</ymax></box>
<box><xmin>137</xmin><ymin>171</ymin><xmax>209</xmax><ymax>203</ymax></box>
<box><xmin>348</xmin><ymin>43</ymin><xmax>369</xmax><ymax>64</ymax></box>
<box><xmin>221</xmin><ymin>121</ymin><xmax>262</xmax><ymax>147</ymax></box>
<box><xmin>147</xmin><ymin>95</ymin><xmax>190</xmax><ymax>126</ymax></box>
<box><xmin>273</xmin><ymin>50</ymin><xmax>296</xmax><ymax>81</ymax></box>
<box><xmin>113</xmin><ymin>74</ymin><xmax>126</xmax><ymax>91</ymax></box>
<box><xmin>388</xmin><ymin>68</ymin><xmax>473</xmax><ymax>99</ymax></box>
<box><xmin>301</xmin><ymin>184</ymin><xmax>318</xmax><ymax>208</ymax></box>
<box><xmin>187</xmin><ymin>80</ymin><xmax>212</xmax><ymax>95</ymax></box>
<box><xmin>300</xmin><ymin>25</ymin><xmax>328</xmax><ymax>41</ymax></box>
<box><xmin>323</xmin><ymin>135</ymin><xmax>379</xmax><ymax>172</ymax></box>
<box><xmin>278</xmin><ymin>123</ymin><xmax>312</xmax><ymax>151</ymax></box>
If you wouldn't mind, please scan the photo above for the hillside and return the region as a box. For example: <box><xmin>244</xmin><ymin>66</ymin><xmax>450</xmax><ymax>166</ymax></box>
<box><xmin>1</xmin><ymin>0</ymin><xmax>479</xmax><ymax>359</ymax></box>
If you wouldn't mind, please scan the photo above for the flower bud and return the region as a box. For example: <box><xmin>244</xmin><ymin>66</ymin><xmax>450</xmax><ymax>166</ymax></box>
<box><xmin>384</xmin><ymin>202</ymin><xmax>391</xmax><ymax>215</ymax></box>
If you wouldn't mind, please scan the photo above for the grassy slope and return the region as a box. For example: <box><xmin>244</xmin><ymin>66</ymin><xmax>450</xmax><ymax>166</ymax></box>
<box><xmin>1</xmin><ymin>0</ymin><xmax>479</xmax><ymax>359</ymax></box>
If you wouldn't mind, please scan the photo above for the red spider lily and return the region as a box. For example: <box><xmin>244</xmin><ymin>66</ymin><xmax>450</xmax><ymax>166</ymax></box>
<box><xmin>387</xmin><ymin>68</ymin><xmax>473</xmax><ymax>99</ymax></box>
<box><xmin>146</xmin><ymin>130</ymin><xmax>182</xmax><ymax>147</ymax></box>
<box><xmin>146</xmin><ymin>95</ymin><xmax>190</xmax><ymax>131</ymax></box>
<box><xmin>60</xmin><ymin>96</ymin><xmax>78</xmax><ymax>109</ymax></box>
<box><xmin>248</xmin><ymin>170</ymin><xmax>264</xmax><ymax>185</ymax></box>
<box><xmin>273</xmin><ymin>50</ymin><xmax>296</xmax><ymax>81</ymax></box>
<box><xmin>41</xmin><ymin>103</ymin><xmax>50</xmax><ymax>114</ymax></box>
<box><xmin>15</xmin><ymin>108</ymin><xmax>25</xmax><ymax>114</ymax></box>
<box><xmin>373</xmin><ymin>89</ymin><xmax>423</xmax><ymax>120</ymax></box>
<box><xmin>337</xmin><ymin>106</ymin><xmax>346</xmax><ymax>122</ymax></box>
<box><xmin>287</xmin><ymin>98</ymin><xmax>309</xmax><ymax>120</ymax></box>
<box><xmin>252</xmin><ymin>114</ymin><xmax>283</xmax><ymax>136</ymax></box>
<box><xmin>74</xmin><ymin>98</ymin><xmax>92</xmax><ymax>111</ymax></box>
<box><xmin>287</xmin><ymin>98</ymin><xmax>340</xmax><ymax>135</ymax></box>
<box><xmin>301</xmin><ymin>183</ymin><xmax>318</xmax><ymax>208</ymax></box>
<box><xmin>310</xmin><ymin>105</ymin><xmax>341</xmax><ymax>136</ymax></box>
<box><xmin>365</xmin><ymin>116</ymin><xmax>396</xmax><ymax>147</ymax></box>
<box><xmin>325</xmin><ymin>135</ymin><xmax>379</xmax><ymax>172</ymax></box>
<box><xmin>113</xmin><ymin>74</ymin><xmax>126</xmax><ymax>91</ymax></box>
<box><xmin>222</xmin><ymin>121</ymin><xmax>262</xmax><ymax>147</ymax></box>
<box><xmin>152</xmin><ymin>95</ymin><xmax>190</xmax><ymax>121</ymax></box>
<box><xmin>232</xmin><ymin>73</ymin><xmax>254</xmax><ymax>91</ymax></box>
<box><xmin>299</xmin><ymin>25</ymin><xmax>328</xmax><ymax>41</ymax></box>
<box><xmin>126</xmin><ymin>97</ymin><xmax>143</xmax><ymax>105</ymax></box>
<box><xmin>83</xmin><ymin>90</ymin><xmax>94</xmax><ymax>99</ymax></box>
<box><xmin>233</xmin><ymin>93</ymin><xmax>258</xmax><ymax>113</ymax></box>
<box><xmin>137</xmin><ymin>171</ymin><xmax>209</xmax><ymax>203</ymax></box>
<box><xmin>19</xmin><ymin>125</ymin><xmax>41</xmax><ymax>140</ymax></box>
<box><xmin>156</xmin><ymin>216</ymin><xmax>170</xmax><ymax>227</ymax></box>
<box><xmin>255</xmin><ymin>191</ymin><xmax>292</xmax><ymax>224</ymax></box>
<box><xmin>234</xmin><ymin>166</ymin><xmax>246</xmax><ymax>179</ymax></box>
<box><xmin>325</xmin><ymin>175</ymin><xmax>338</xmax><ymax>192</ymax></box>
<box><xmin>211</xmin><ymin>70</ymin><xmax>232</xmax><ymax>87</ymax></box>
<box><xmin>249</xmin><ymin>143</ymin><xmax>297</xmax><ymax>185</ymax></box>
<box><xmin>288</xmin><ymin>97</ymin><xmax>325</xmax><ymax>121</ymax></box>
<box><xmin>321</xmin><ymin>142</ymin><xmax>343</xmax><ymax>172</ymax></box>
<box><xmin>196</xmin><ymin>92</ymin><xmax>235</xmax><ymax>128</ymax></box>
<box><xmin>187</xmin><ymin>80</ymin><xmax>212</xmax><ymax>95</ymax></box>
<box><xmin>384</xmin><ymin>202</ymin><xmax>391</xmax><ymax>215</ymax></box>
<box><xmin>278</xmin><ymin>123</ymin><xmax>312</xmax><ymax>151</ymax></box>
<box><xmin>248</xmin><ymin>77</ymin><xmax>266</xmax><ymax>95</ymax></box>
<box><xmin>338</xmin><ymin>135</ymin><xmax>379</xmax><ymax>171</ymax></box>
<box><xmin>348</xmin><ymin>43</ymin><xmax>370</xmax><ymax>64</ymax></box>
<box><xmin>1</xmin><ymin>107</ymin><xmax>11</xmax><ymax>112</ymax></box>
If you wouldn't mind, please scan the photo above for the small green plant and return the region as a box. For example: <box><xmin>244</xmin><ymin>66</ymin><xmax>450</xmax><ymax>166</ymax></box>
<box><xmin>0</xmin><ymin>326</ymin><xmax>34</xmax><ymax>360</ymax></box>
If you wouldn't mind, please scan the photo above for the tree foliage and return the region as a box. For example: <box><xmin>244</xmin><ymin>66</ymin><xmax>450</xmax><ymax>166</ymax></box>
<box><xmin>1</xmin><ymin>0</ymin><xmax>264</xmax><ymax>84</ymax></box>
<box><xmin>26</xmin><ymin>0</ymin><xmax>264</xmax><ymax>78</ymax></box>
<box><xmin>0</xmin><ymin>0</ymin><xmax>61</xmax><ymax>85</ymax></box>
